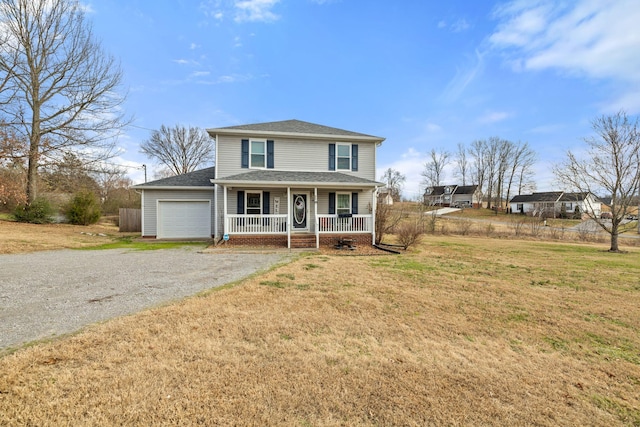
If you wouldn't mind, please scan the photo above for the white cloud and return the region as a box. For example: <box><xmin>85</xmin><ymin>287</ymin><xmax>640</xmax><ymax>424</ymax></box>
<box><xmin>451</xmin><ymin>18</ymin><xmax>470</xmax><ymax>33</ymax></box>
<box><xmin>489</xmin><ymin>0</ymin><xmax>640</xmax><ymax>112</ymax></box>
<box><xmin>477</xmin><ymin>111</ymin><xmax>511</xmax><ymax>124</ymax></box>
<box><xmin>191</xmin><ymin>71</ymin><xmax>211</xmax><ymax>77</ymax></box>
<box><xmin>440</xmin><ymin>49</ymin><xmax>485</xmax><ymax>103</ymax></box>
<box><xmin>79</xmin><ymin>3</ymin><xmax>95</xmax><ymax>14</ymax></box>
<box><xmin>189</xmin><ymin>43</ymin><xmax>199</xmax><ymax>50</ymax></box>
<box><xmin>234</xmin><ymin>0</ymin><xmax>280</xmax><ymax>23</ymax></box>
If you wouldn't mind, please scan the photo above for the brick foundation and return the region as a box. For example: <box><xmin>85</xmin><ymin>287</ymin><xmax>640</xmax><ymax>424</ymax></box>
<box><xmin>319</xmin><ymin>234</ymin><xmax>373</xmax><ymax>247</ymax></box>
<box><xmin>219</xmin><ymin>233</ymin><xmax>373</xmax><ymax>249</ymax></box>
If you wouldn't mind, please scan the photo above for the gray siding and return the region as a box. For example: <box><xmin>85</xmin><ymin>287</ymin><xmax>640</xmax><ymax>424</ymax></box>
<box><xmin>142</xmin><ymin>189</ymin><xmax>215</xmax><ymax>237</ymax></box>
<box><xmin>215</xmin><ymin>135</ymin><xmax>377</xmax><ymax>181</ymax></box>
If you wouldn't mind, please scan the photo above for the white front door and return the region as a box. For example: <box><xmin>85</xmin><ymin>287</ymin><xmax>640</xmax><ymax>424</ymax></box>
<box><xmin>292</xmin><ymin>193</ymin><xmax>308</xmax><ymax>231</ymax></box>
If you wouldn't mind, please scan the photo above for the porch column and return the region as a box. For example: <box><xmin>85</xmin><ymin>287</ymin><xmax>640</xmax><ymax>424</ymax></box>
<box><xmin>223</xmin><ymin>185</ymin><xmax>228</xmax><ymax>236</ymax></box>
<box><xmin>372</xmin><ymin>187</ymin><xmax>377</xmax><ymax>245</ymax></box>
<box><xmin>314</xmin><ymin>187</ymin><xmax>319</xmax><ymax>249</ymax></box>
<box><xmin>213</xmin><ymin>184</ymin><xmax>218</xmax><ymax>240</ymax></box>
<box><xmin>287</xmin><ymin>186</ymin><xmax>291</xmax><ymax>249</ymax></box>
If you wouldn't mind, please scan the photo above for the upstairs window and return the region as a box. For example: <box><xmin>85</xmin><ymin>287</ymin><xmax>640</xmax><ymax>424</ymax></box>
<box><xmin>241</xmin><ymin>139</ymin><xmax>274</xmax><ymax>169</ymax></box>
<box><xmin>329</xmin><ymin>143</ymin><xmax>358</xmax><ymax>171</ymax></box>
<box><xmin>336</xmin><ymin>144</ymin><xmax>351</xmax><ymax>170</ymax></box>
<box><xmin>250</xmin><ymin>140</ymin><xmax>265</xmax><ymax>168</ymax></box>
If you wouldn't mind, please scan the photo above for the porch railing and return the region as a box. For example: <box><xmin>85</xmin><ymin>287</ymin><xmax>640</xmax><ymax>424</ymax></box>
<box><xmin>226</xmin><ymin>214</ymin><xmax>288</xmax><ymax>234</ymax></box>
<box><xmin>317</xmin><ymin>214</ymin><xmax>372</xmax><ymax>233</ymax></box>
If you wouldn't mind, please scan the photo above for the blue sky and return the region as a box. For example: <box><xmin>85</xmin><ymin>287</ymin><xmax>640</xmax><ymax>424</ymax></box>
<box><xmin>88</xmin><ymin>0</ymin><xmax>640</xmax><ymax>198</ymax></box>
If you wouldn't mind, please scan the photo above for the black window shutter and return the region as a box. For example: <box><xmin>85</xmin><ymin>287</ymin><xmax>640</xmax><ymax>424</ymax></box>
<box><xmin>351</xmin><ymin>144</ymin><xmax>358</xmax><ymax>171</ymax></box>
<box><xmin>328</xmin><ymin>143</ymin><xmax>336</xmax><ymax>171</ymax></box>
<box><xmin>237</xmin><ymin>190</ymin><xmax>245</xmax><ymax>214</ymax></box>
<box><xmin>329</xmin><ymin>192</ymin><xmax>336</xmax><ymax>214</ymax></box>
<box><xmin>241</xmin><ymin>140</ymin><xmax>249</xmax><ymax>168</ymax></box>
<box><xmin>352</xmin><ymin>192</ymin><xmax>358</xmax><ymax>214</ymax></box>
<box><xmin>263</xmin><ymin>191</ymin><xmax>270</xmax><ymax>214</ymax></box>
<box><xmin>267</xmin><ymin>140</ymin><xmax>274</xmax><ymax>169</ymax></box>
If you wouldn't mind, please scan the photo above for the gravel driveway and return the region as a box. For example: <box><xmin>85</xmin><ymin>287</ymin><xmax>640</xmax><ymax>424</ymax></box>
<box><xmin>0</xmin><ymin>247</ymin><xmax>287</xmax><ymax>352</ymax></box>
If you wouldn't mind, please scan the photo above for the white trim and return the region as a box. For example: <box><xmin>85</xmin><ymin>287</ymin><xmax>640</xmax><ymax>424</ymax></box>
<box><xmin>133</xmin><ymin>185</ymin><xmax>214</xmax><ymax>190</ymax></box>
<box><xmin>287</xmin><ymin>187</ymin><xmax>291</xmax><ymax>248</ymax></box>
<box><xmin>314</xmin><ymin>187</ymin><xmax>319</xmax><ymax>249</ymax></box>
<box><xmin>206</xmin><ymin>128</ymin><xmax>385</xmax><ymax>144</ymax></box>
<box><xmin>213</xmin><ymin>179</ymin><xmax>381</xmax><ymax>188</ymax></box>
<box><xmin>140</xmin><ymin>190</ymin><xmax>145</xmax><ymax>236</ymax></box>
<box><xmin>213</xmin><ymin>184</ymin><xmax>218</xmax><ymax>239</ymax></box>
<box><xmin>223</xmin><ymin>186</ymin><xmax>228</xmax><ymax>236</ymax></box>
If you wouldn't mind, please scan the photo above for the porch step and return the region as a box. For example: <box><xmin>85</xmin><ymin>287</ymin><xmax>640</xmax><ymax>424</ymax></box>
<box><xmin>290</xmin><ymin>234</ymin><xmax>317</xmax><ymax>249</ymax></box>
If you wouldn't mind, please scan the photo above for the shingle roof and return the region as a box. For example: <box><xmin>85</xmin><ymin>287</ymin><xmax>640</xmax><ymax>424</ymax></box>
<box><xmin>455</xmin><ymin>185</ymin><xmax>478</xmax><ymax>195</ymax></box>
<box><xmin>424</xmin><ymin>186</ymin><xmax>445</xmax><ymax>196</ymax></box>
<box><xmin>213</xmin><ymin>170</ymin><xmax>382</xmax><ymax>186</ymax></box>
<box><xmin>133</xmin><ymin>166</ymin><xmax>215</xmax><ymax>188</ymax></box>
<box><xmin>510</xmin><ymin>191</ymin><xmax>563</xmax><ymax>203</ymax></box>
<box><xmin>558</xmin><ymin>192</ymin><xmax>589</xmax><ymax>202</ymax></box>
<box><xmin>208</xmin><ymin>119</ymin><xmax>383</xmax><ymax>140</ymax></box>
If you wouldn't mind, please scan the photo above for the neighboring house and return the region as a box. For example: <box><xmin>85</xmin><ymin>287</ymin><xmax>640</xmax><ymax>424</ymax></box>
<box><xmin>509</xmin><ymin>191</ymin><xmax>602</xmax><ymax>218</ymax></box>
<box><xmin>423</xmin><ymin>184</ymin><xmax>480</xmax><ymax>207</ymax></box>
<box><xmin>135</xmin><ymin>120</ymin><xmax>385</xmax><ymax>248</ymax></box>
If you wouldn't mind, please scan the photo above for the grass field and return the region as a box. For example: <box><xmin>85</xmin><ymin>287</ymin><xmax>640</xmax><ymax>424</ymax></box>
<box><xmin>1</xmin><ymin>234</ymin><xmax>639</xmax><ymax>425</ymax></box>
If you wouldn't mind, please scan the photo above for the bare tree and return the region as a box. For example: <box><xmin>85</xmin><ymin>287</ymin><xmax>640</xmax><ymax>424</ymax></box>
<box><xmin>380</xmin><ymin>168</ymin><xmax>405</xmax><ymax>202</ymax></box>
<box><xmin>140</xmin><ymin>125</ymin><xmax>214</xmax><ymax>176</ymax></box>
<box><xmin>504</xmin><ymin>141</ymin><xmax>536</xmax><ymax>211</ymax></box>
<box><xmin>421</xmin><ymin>148</ymin><xmax>450</xmax><ymax>188</ymax></box>
<box><xmin>516</xmin><ymin>144</ymin><xmax>537</xmax><ymax>195</ymax></box>
<box><xmin>494</xmin><ymin>138</ymin><xmax>512</xmax><ymax>210</ymax></box>
<box><xmin>469</xmin><ymin>139</ymin><xmax>487</xmax><ymax>208</ymax></box>
<box><xmin>454</xmin><ymin>142</ymin><xmax>468</xmax><ymax>185</ymax></box>
<box><xmin>553</xmin><ymin>111</ymin><xmax>640</xmax><ymax>252</ymax></box>
<box><xmin>0</xmin><ymin>0</ymin><xmax>128</xmax><ymax>204</ymax></box>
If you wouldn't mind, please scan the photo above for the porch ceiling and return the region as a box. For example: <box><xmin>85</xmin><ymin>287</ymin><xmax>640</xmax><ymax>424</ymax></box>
<box><xmin>212</xmin><ymin>170</ymin><xmax>383</xmax><ymax>188</ymax></box>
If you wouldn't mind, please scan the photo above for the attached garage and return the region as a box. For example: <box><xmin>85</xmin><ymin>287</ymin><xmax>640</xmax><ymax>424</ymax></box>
<box><xmin>133</xmin><ymin>167</ymin><xmax>216</xmax><ymax>239</ymax></box>
<box><xmin>157</xmin><ymin>200</ymin><xmax>211</xmax><ymax>239</ymax></box>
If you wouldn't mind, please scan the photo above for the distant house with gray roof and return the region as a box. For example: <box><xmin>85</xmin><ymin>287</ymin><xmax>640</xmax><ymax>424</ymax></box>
<box><xmin>423</xmin><ymin>184</ymin><xmax>481</xmax><ymax>207</ymax></box>
<box><xmin>509</xmin><ymin>191</ymin><xmax>602</xmax><ymax>218</ymax></box>
<box><xmin>135</xmin><ymin>120</ymin><xmax>385</xmax><ymax>248</ymax></box>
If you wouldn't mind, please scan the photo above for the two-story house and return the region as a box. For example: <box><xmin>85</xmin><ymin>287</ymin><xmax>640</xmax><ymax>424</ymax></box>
<box><xmin>423</xmin><ymin>184</ymin><xmax>480</xmax><ymax>207</ymax></box>
<box><xmin>135</xmin><ymin>120</ymin><xmax>385</xmax><ymax>249</ymax></box>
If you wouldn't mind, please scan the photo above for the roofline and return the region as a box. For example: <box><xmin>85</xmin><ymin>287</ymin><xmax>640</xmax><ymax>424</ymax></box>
<box><xmin>206</xmin><ymin>128</ymin><xmax>385</xmax><ymax>144</ymax></box>
<box><xmin>211</xmin><ymin>179</ymin><xmax>384</xmax><ymax>188</ymax></box>
<box><xmin>133</xmin><ymin>185</ymin><xmax>214</xmax><ymax>190</ymax></box>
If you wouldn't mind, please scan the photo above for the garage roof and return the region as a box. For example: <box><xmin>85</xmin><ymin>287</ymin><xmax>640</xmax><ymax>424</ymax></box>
<box><xmin>133</xmin><ymin>166</ymin><xmax>215</xmax><ymax>189</ymax></box>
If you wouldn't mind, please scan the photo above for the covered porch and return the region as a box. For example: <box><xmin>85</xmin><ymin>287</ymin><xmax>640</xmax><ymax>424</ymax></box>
<box><xmin>213</xmin><ymin>171</ymin><xmax>382</xmax><ymax>249</ymax></box>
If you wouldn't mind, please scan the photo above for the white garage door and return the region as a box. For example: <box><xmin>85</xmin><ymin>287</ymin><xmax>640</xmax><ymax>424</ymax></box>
<box><xmin>157</xmin><ymin>200</ymin><xmax>211</xmax><ymax>239</ymax></box>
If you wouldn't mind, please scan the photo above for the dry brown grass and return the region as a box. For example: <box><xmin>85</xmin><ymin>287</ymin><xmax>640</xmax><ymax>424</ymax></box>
<box><xmin>1</xmin><ymin>235</ymin><xmax>639</xmax><ymax>426</ymax></box>
<box><xmin>0</xmin><ymin>218</ymin><xmax>127</xmax><ymax>254</ymax></box>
